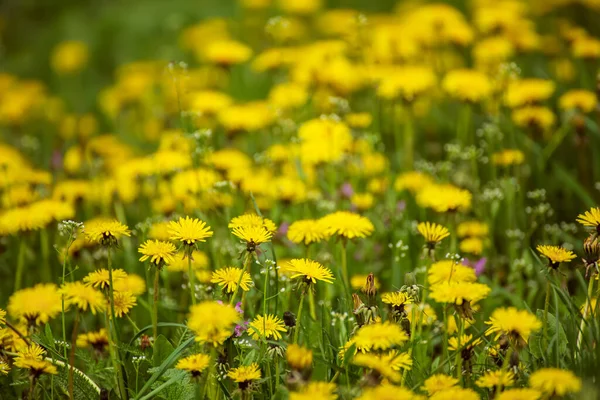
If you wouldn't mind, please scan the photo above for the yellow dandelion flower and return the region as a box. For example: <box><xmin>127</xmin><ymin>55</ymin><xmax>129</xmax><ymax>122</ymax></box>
<box><xmin>113</xmin><ymin>273</ymin><xmax>146</xmax><ymax>295</ymax></box>
<box><xmin>167</xmin><ymin>250</ymin><xmax>209</xmax><ymax>272</ymax></box>
<box><xmin>352</xmin><ymin>321</ymin><xmax>408</xmax><ymax>352</ymax></box>
<box><xmin>460</xmin><ymin>237</ymin><xmax>484</xmax><ymax>255</ymax></box>
<box><xmin>428</xmin><ymin>260</ymin><xmax>477</xmax><ymax>285</ymax></box>
<box><xmin>231</xmin><ymin>225</ymin><xmax>273</xmax><ymax>250</ymax></box>
<box><xmin>457</xmin><ymin>221</ymin><xmax>489</xmax><ymax>238</ymax></box>
<box><xmin>559</xmin><ymin>89</ymin><xmax>597</xmax><ymax>113</ymax></box>
<box><xmin>0</xmin><ymin>308</ymin><xmax>5</xmax><ymax>326</ymax></box>
<box><xmin>228</xmin><ymin>213</ymin><xmax>277</xmax><ymax>234</ymax></box>
<box><xmin>285</xmin><ymin>259</ymin><xmax>335</xmax><ymax>284</ymax></box>
<box><xmin>16</xmin><ymin>359</ymin><xmax>57</xmax><ymax>376</ymax></box>
<box><xmin>352</xmin><ymin>353</ymin><xmax>401</xmax><ymax>382</ymax></box>
<box><xmin>84</xmin><ymin>268</ymin><xmax>128</xmax><ymax>290</ymax></box>
<box><xmin>394</xmin><ymin>171</ymin><xmax>434</xmax><ymax>194</ymax></box>
<box><xmin>51</xmin><ymin>40</ymin><xmax>88</xmax><ymax>75</ymax></box>
<box><xmin>248</xmin><ymin>314</ymin><xmax>287</xmax><ymax>340</ymax></box>
<box><xmin>60</xmin><ymin>281</ymin><xmax>106</xmax><ymax>314</ymax></box>
<box><xmin>576</xmin><ymin>207</ymin><xmax>600</xmax><ymax>231</ymax></box>
<box><xmin>287</xmin><ymin>219</ymin><xmax>327</xmax><ymax>245</ymax></box>
<box><xmin>204</xmin><ymin>40</ymin><xmax>252</xmax><ymax>66</ymax></box>
<box><xmin>442</xmin><ymin>69</ymin><xmax>492</xmax><ymax>102</ymax></box>
<box><xmin>418</xmin><ymin>222</ymin><xmax>450</xmax><ymax>246</ymax></box>
<box><xmin>536</xmin><ymin>245</ymin><xmax>577</xmax><ymax>268</ymax></box>
<box><xmin>492</xmin><ymin>149</ymin><xmax>525</xmax><ymax>167</ymax></box>
<box><xmin>416</xmin><ymin>184</ymin><xmax>472</xmax><ymax>213</ymax></box>
<box><xmin>320</xmin><ymin>211</ymin><xmax>374</xmax><ymax>239</ymax></box>
<box><xmin>286</xmin><ymin>344</ymin><xmax>313</xmax><ymax>370</ymax></box>
<box><xmin>211</xmin><ymin>267</ymin><xmax>253</xmax><ymax>293</ymax></box>
<box><xmin>138</xmin><ymin>240</ymin><xmax>177</xmax><ymax>266</ymax></box>
<box><xmin>476</xmin><ymin>369</ymin><xmax>515</xmax><ymax>389</ymax></box>
<box><xmin>188</xmin><ymin>301</ymin><xmax>239</xmax><ymax>346</ymax></box>
<box><xmin>529</xmin><ymin>368</ymin><xmax>581</xmax><ymax>397</ymax></box>
<box><xmin>289</xmin><ymin>381</ymin><xmax>338</xmax><ymax>400</ymax></box>
<box><xmin>430</xmin><ymin>281</ymin><xmax>490</xmax><ymax>305</ymax></box>
<box><xmin>485</xmin><ymin>307</ymin><xmax>541</xmax><ymax>345</ymax></box>
<box><xmin>358</xmin><ymin>383</ymin><xmax>422</xmax><ymax>400</ymax></box>
<box><xmin>14</xmin><ymin>343</ymin><xmax>45</xmax><ymax>366</ymax></box>
<box><xmin>0</xmin><ymin>361</ymin><xmax>9</xmax><ymax>375</ymax></box>
<box><xmin>381</xmin><ymin>291</ymin><xmax>413</xmax><ymax>311</ymax></box>
<box><xmin>112</xmin><ymin>291</ymin><xmax>136</xmax><ymax>317</ymax></box>
<box><xmin>84</xmin><ymin>219</ymin><xmax>130</xmax><ymax>246</ymax></box>
<box><xmin>496</xmin><ymin>388</ymin><xmax>542</xmax><ymax>400</ymax></box>
<box><xmin>169</xmin><ymin>216</ymin><xmax>213</xmax><ymax>246</ymax></box>
<box><xmin>406</xmin><ymin>303</ymin><xmax>437</xmax><ymax>326</ymax></box>
<box><xmin>8</xmin><ymin>284</ymin><xmax>63</xmax><ymax>326</ymax></box>
<box><xmin>76</xmin><ymin>329</ymin><xmax>109</xmax><ymax>352</ymax></box>
<box><xmin>505</xmin><ymin>79</ymin><xmax>555</xmax><ymax>108</ymax></box>
<box><xmin>350</xmin><ymin>274</ymin><xmax>380</xmax><ymax>291</ymax></box>
<box><xmin>421</xmin><ymin>374</ymin><xmax>459</xmax><ymax>396</ymax></box>
<box><xmin>228</xmin><ymin>363</ymin><xmax>261</xmax><ymax>386</ymax></box>
<box><xmin>176</xmin><ymin>353</ymin><xmax>211</xmax><ymax>377</ymax></box>
<box><xmin>512</xmin><ymin>106</ymin><xmax>555</xmax><ymax>130</ymax></box>
<box><xmin>429</xmin><ymin>388</ymin><xmax>480</xmax><ymax>400</ymax></box>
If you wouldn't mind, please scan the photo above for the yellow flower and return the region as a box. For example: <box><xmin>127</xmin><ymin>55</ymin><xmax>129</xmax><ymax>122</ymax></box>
<box><xmin>485</xmin><ymin>307</ymin><xmax>542</xmax><ymax>345</ymax></box>
<box><xmin>112</xmin><ymin>292</ymin><xmax>137</xmax><ymax>317</ymax></box>
<box><xmin>60</xmin><ymin>281</ymin><xmax>106</xmax><ymax>314</ymax></box>
<box><xmin>448</xmin><ymin>333</ymin><xmax>482</xmax><ymax>352</ymax></box>
<box><xmin>394</xmin><ymin>171</ymin><xmax>434</xmax><ymax>193</ymax></box>
<box><xmin>505</xmin><ymin>79</ymin><xmax>555</xmax><ymax>108</ymax></box>
<box><xmin>321</xmin><ymin>211</ymin><xmax>374</xmax><ymax>239</ymax></box>
<box><xmin>460</xmin><ymin>237</ymin><xmax>484</xmax><ymax>255</ymax></box>
<box><xmin>176</xmin><ymin>353</ymin><xmax>211</xmax><ymax>377</ymax></box>
<box><xmin>231</xmin><ymin>225</ymin><xmax>273</xmax><ymax>251</ymax></box>
<box><xmin>84</xmin><ymin>219</ymin><xmax>131</xmax><ymax>246</ymax></box>
<box><xmin>286</xmin><ymin>344</ymin><xmax>313</xmax><ymax>370</ymax></box>
<box><xmin>76</xmin><ymin>329</ymin><xmax>109</xmax><ymax>351</ymax></box>
<box><xmin>350</xmin><ymin>193</ymin><xmax>374</xmax><ymax>211</ymax></box>
<box><xmin>476</xmin><ymin>369</ymin><xmax>515</xmax><ymax>389</ymax></box>
<box><xmin>345</xmin><ymin>112</ymin><xmax>372</xmax><ymax>128</ymax></box>
<box><xmin>352</xmin><ymin>351</ymin><xmax>410</xmax><ymax>383</ymax></box>
<box><xmin>287</xmin><ymin>219</ymin><xmax>327</xmax><ymax>245</ymax></box>
<box><xmin>0</xmin><ymin>308</ymin><xmax>5</xmax><ymax>326</ymax></box>
<box><xmin>421</xmin><ymin>374</ymin><xmax>459</xmax><ymax>396</ymax></box>
<box><xmin>51</xmin><ymin>40</ymin><xmax>88</xmax><ymax>74</ymax></box>
<box><xmin>381</xmin><ymin>291</ymin><xmax>413</xmax><ymax>311</ymax></box>
<box><xmin>350</xmin><ymin>274</ymin><xmax>380</xmax><ymax>291</ymax></box>
<box><xmin>352</xmin><ymin>321</ymin><xmax>408</xmax><ymax>352</ymax></box>
<box><xmin>406</xmin><ymin>303</ymin><xmax>437</xmax><ymax>326</ymax></box>
<box><xmin>298</xmin><ymin>118</ymin><xmax>352</xmax><ymax>165</ymax></box>
<box><xmin>14</xmin><ymin>343</ymin><xmax>45</xmax><ymax>366</ymax></box>
<box><xmin>211</xmin><ymin>267</ymin><xmax>253</xmax><ymax>293</ymax></box>
<box><xmin>418</xmin><ymin>222</ymin><xmax>450</xmax><ymax>246</ymax></box>
<box><xmin>492</xmin><ymin>149</ymin><xmax>525</xmax><ymax>166</ymax></box>
<box><xmin>529</xmin><ymin>368</ymin><xmax>581</xmax><ymax>397</ymax></box>
<box><xmin>188</xmin><ymin>301</ymin><xmax>239</xmax><ymax>346</ymax></box>
<box><xmin>204</xmin><ymin>40</ymin><xmax>252</xmax><ymax>66</ymax></box>
<box><xmin>268</xmin><ymin>82</ymin><xmax>308</xmax><ymax>110</ymax></box>
<box><xmin>536</xmin><ymin>245</ymin><xmax>577</xmax><ymax>267</ymax></box>
<box><xmin>512</xmin><ymin>106</ymin><xmax>555</xmax><ymax>130</ymax></box>
<box><xmin>285</xmin><ymin>259</ymin><xmax>335</xmax><ymax>284</ymax></box>
<box><xmin>248</xmin><ymin>314</ymin><xmax>287</xmax><ymax>340</ymax></box>
<box><xmin>496</xmin><ymin>388</ymin><xmax>542</xmax><ymax>400</ymax></box>
<box><xmin>15</xmin><ymin>359</ymin><xmax>57</xmax><ymax>376</ymax></box>
<box><xmin>229</xmin><ymin>213</ymin><xmax>277</xmax><ymax>234</ymax></box>
<box><xmin>8</xmin><ymin>284</ymin><xmax>63</xmax><ymax>326</ymax></box>
<box><xmin>138</xmin><ymin>240</ymin><xmax>177</xmax><ymax>266</ymax></box>
<box><xmin>559</xmin><ymin>89</ymin><xmax>597</xmax><ymax>113</ymax></box>
<box><xmin>429</xmin><ymin>388</ymin><xmax>480</xmax><ymax>400</ymax></box>
<box><xmin>0</xmin><ymin>361</ymin><xmax>9</xmax><ymax>375</ymax></box>
<box><xmin>430</xmin><ymin>281</ymin><xmax>490</xmax><ymax>305</ymax></box>
<box><xmin>577</xmin><ymin>207</ymin><xmax>600</xmax><ymax>231</ymax></box>
<box><xmin>457</xmin><ymin>221</ymin><xmax>489</xmax><ymax>238</ymax></box>
<box><xmin>167</xmin><ymin>250</ymin><xmax>209</xmax><ymax>272</ymax></box>
<box><xmin>442</xmin><ymin>69</ymin><xmax>492</xmax><ymax>102</ymax></box>
<box><xmin>416</xmin><ymin>184</ymin><xmax>472</xmax><ymax>213</ymax></box>
<box><xmin>278</xmin><ymin>0</ymin><xmax>322</xmax><ymax>15</ymax></box>
<box><xmin>289</xmin><ymin>381</ymin><xmax>338</xmax><ymax>400</ymax></box>
<box><xmin>113</xmin><ymin>273</ymin><xmax>147</xmax><ymax>295</ymax></box>
<box><xmin>358</xmin><ymin>383</ymin><xmax>422</xmax><ymax>400</ymax></box>
<box><xmin>84</xmin><ymin>268</ymin><xmax>128</xmax><ymax>290</ymax></box>
<box><xmin>377</xmin><ymin>66</ymin><xmax>436</xmax><ymax>101</ymax></box>
<box><xmin>228</xmin><ymin>363</ymin><xmax>261</xmax><ymax>385</ymax></box>
<box><xmin>169</xmin><ymin>216</ymin><xmax>213</xmax><ymax>246</ymax></box>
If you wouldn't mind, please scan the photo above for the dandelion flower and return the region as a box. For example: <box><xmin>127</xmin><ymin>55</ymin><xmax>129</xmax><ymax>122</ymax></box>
<box><xmin>248</xmin><ymin>314</ymin><xmax>287</xmax><ymax>340</ymax></box>
<box><xmin>138</xmin><ymin>240</ymin><xmax>177</xmax><ymax>266</ymax></box>
<box><xmin>442</xmin><ymin>69</ymin><xmax>492</xmax><ymax>102</ymax></box>
<box><xmin>77</xmin><ymin>329</ymin><xmax>109</xmax><ymax>352</ymax></box>
<box><xmin>352</xmin><ymin>321</ymin><xmax>408</xmax><ymax>352</ymax></box>
<box><xmin>321</xmin><ymin>211</ymin><xmax>374</xmax><ymax>239</ymax></box>
<box><xmin>176</xmin><ymin>353</ymin><xmax>211</xmax><ymax>377</ymax></box>
<box><xmin>285</xmin><ymin>259</ymin><xmax>335</xmax><ymax>284</ymax></box>
<box><xmin>421</xmin><ymin>374</ymin><xmax>459</xmax><ymax>396</ymax></box>
<box><xmin>15</xmin><ymin>359</ymin><xmax>57</xmax><ymax>376</ymax></box>
<box><xmin>228</xmin><ymin>363</ymin><xmax>261</xmax><ymax>389</ymax></box>
<box><xmin>111</xmin><ymin>291</ymin><xmax>137</xmax><ymax>317</ymax></box>
<box><xmin>287</xmin><ymin>219</ymin><xmax>327</xmax><ymax>245</ymax></box>
<box><xmin>169</xmin><ymin>216</ymin><xmax>213</xmax><ymax>246</ymax></box>
<box><xmin>416</xmin><ymin>184</ymin><xmax>472</xmax><ymax>213</ymax></box>
<box><xmin>84</xmin><ymin>268</ymin><xmax>128</xmax><ymax>290</ymax></box>
<box><xmin>448</xmin><ymin>334</ymin><xmax>482</xmax><ymax>352</ymax></box>
<box><xmin>14</xmin><ymin>343</ymin><xmax>45</xmax><ymax>366</ymax></box>
<box><xmin>417</xmin><ymin>222</ymin><xmax>450</xmax><ymax>246</ymax></box>
<box><xmin>229</xmin><ymin>213</ymin><xmax>277</xmax><ymax>234</ymax></box>
<box><xmin>457</xmin><ymin>221</ymin><xmax>489</xmax><ymax>238</ymax></box>
<box><xmin>290</xmin><ymin>381</ymin><xmax>338</xmax><ymax>400</ymax></box>
<box><xmin>188</xmin><ymin>301</ymin><xmax>239</xmax><ymax>346</ymax></box>
<box><xmin>429</xmin><ymin>388</ymin><xmax>480</xmax><ymax>400</ymax></box>
<box><xmin>529</xmin><ymin>368</ymin><xmax>581</xmax><ymax>397</ymax></box>
<box><xmin>60</xmin><ymin>281</ymin><xmax>106</xmax><ymax>314</ymax></box>
<box><xmin>428</xmin><ymin>260</ymin><xmax>477</xmax><ymax>285</ymax></box>
<box><xmin>231</xmin><ymin>225</ymin><xmax>273</xmax><ymax>252</ymax></box>
<box><xmin>84</xmin><ymin>219</ymin><xmax>130</xmax><ymax>246</ymax></box>
<box><xmin>352</xmin><ymin>353</ymin><xmax>401</xmax><ymax>382</ymax></box>
<box><xmin>536</xmin><ymin>245</ymin><xmax>577</xmax><ymax>268</ymax></box>
<box><xmin>0</xmin><ymin>308</ymin><xmax>5</xmax><ymax>326</ymax></box>
<box><xmin>211</xmin><ymin>267</ymin><xmax>253</xmax><ymax>293</ymax></box>
<box><xmin>381</xmin><ymin>292</ymin><xmax>413</xmax><ymax>312</ymax></box>
<box><xmin>496</xmin><ymin>388</ymin><xmax>542</xmax><ymax>400</ymax></box>
<box><xmin>0</xmin><ymin>361</ymin><xmax>9</xmax><ymax>375</ymax></box>
<box><xmin>485</xmin><ymin>307</ymin><xmax>542</xmax><ymax>346</ymax></box>
<box><xmin>286</xmin><ymin>344</ymin><xmax>313</xmax><ymax>370</ymax></box>
<box><xmin>8</xmin><ymin>284</ymin><xmax>63</xmax><ymax>326</ymax></box>
<box><xmin>476</xmin><ymin>370</ymin><xmax>515</xmax><ymax>389</ymax></box>
<box><xmin>559</xmin><ymin>89</ymin><xmax>597</xmax><ymax>113</ymax></box>
<box><xmin>394</xmin><ymin>171</ymin><xmax>434</xmax><ymax>193</ymax></box>
<box><xmin>430</xmin><ymin>281</ymin><xmax>490</xmax><ymax>305</ymax></box>
<box><xmin>358</xmin><ymin>384</ymin><xmax>421</xmax><ymax>400</ymax></box>
<box><xmin>492</xmin><ymin>149</ymin><xmax>525</xmax><ymax>166</ymax></box>
<box><xmin>113</xmin><ymin>273</ymin><xmax>146</xmax><ymax>295</ymax></box>
<box><xmin>576</xmin><ymin>207</ymin><xmax>600</xmax><ymax>232</ymax></box>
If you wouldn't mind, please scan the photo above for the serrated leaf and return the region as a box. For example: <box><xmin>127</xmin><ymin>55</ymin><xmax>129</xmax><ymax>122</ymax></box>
<box><xmin>529</xmin><ymin>310</ymin><xmax>568</xmax><ymax>360</ymax></box>
<box><xmin>153</xmin><ymin>335</ymin><xmax>175</xmax><ymax>367</ymax></box>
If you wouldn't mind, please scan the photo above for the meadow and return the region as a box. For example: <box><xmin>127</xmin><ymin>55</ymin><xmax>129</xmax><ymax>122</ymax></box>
<box><xmin>1</xmin><ymin>0</ymin><xmax>600</xmax><ymax>398</ymax></box>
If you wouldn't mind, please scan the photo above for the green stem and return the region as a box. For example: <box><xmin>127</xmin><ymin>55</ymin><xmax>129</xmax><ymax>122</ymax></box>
<box><xmin>61</xmin><ymin>237</ymin><xmax>73</xmax><ymax>360</ymax></box>
<box><xmin>188</xmin><ymin>252</ymin><xmax>196</xmax><ymax>306</ymax></box>
<box><xmin>293</xmin><ymin>292</ymin><xmax>306</xmax><ymax>344</ymax></box>
<box><xmin>107</xmin><ymin>248</ymin><xmax>128</xmax><ymax>400</ymax></box>
<box><xmin>576</xmin><ymin>276</ymin><xmax>595</xmax><ymax>353</ymax></box>
<box><xmin>442</xmin><ymin>307</ymin><xmax>449</xmax><ymax>369</ymax></box>
<box><xmin>543</xmin><ymin>276</ymin><xmax>552</xmax><ymax>341</ymax></box>
<box><xmin>340</xmin><ymin>242</ymin><xmax>349</xmax><ymax>292</ymax></box>
<box><xmin>14</xmin><ymin>237</ymin><xmax>26</xmax><ymax>291</ymax></box>
<box><xmin>68</xmin><ymin>310</ymin><xmax>80</xmax><ymax>400</ymax></box>
<box><xmin>40</xmin><ymin>229</ymin><xmax>51</xmax><ymax>282</ymax></box>
<box><xmin>403</xmin><ymin>108</ymin><xmax>414</xmax><ymax>170</ymax></box>
<box><xmin>455</xmin><ymin>317</ymin><xmax>464</xmax><ymax>383</ymax></box>
<box><xmin>153</xmin><ymin>267</ymin><xmax>160</xmax><ymax>339</ymax></box>
<box><xmin>308</xmin><ymin>291</ymin><xmax>317</xmax><ymax>320</ymax></box>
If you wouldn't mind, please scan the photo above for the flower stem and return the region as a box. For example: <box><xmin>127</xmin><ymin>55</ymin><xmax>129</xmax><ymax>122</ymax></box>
<box><xmin>188</xmin><ymin>253</ymin><xmax>196</xmax><ymax>306</ymax></box>
<box><xmin>68</xmin><ymin>310</ymin><xmax>80</xmax><ymax>400</ymax></box>
<box><xmin>107</xmin><ymin>248</ymin><xmax>128</xmax><ymax>400</ymax></box>
<box><xmin>293</xmin><ymin>292</ymin><xmax>306</xmax><ymax>344</ymax></box>
<box><xmin>543</xmin><ymin>275</ymin><xmax>552</xmax><ymax>341</ymax></box>
<box><xmin>403</xmin><ymin>107</ymin><xmax>414</xmax><ymax>170</ymax></box>
<box><xmin>14</xmin><ymin>238</ymin><xmax>26</xmax><ymax>291</ymax></box>
<box><xmin>455</xmin><ymin>317</ymin><xmax>464</xmax><ymax>383</ymax></box>
<box><xmin>153</xmin><ymin>267</ymin><xmax>160</xmax><ymax>339</ymax></box>
<box><xmin>576</xmin><ymin>276</ymin><xmax>595</xmax><ymax>354</ymax></box>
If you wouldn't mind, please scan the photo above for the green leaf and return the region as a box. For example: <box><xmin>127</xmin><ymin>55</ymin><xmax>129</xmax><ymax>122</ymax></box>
<box><xmin>153</xmin><ymin>335</ymin><xmax>175</xmax><ymax>368</ymax></box>
<box><xmin>529</xmin><ymin>310</ymin><xmax>568</xmax><ymax>360</ymax></box>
